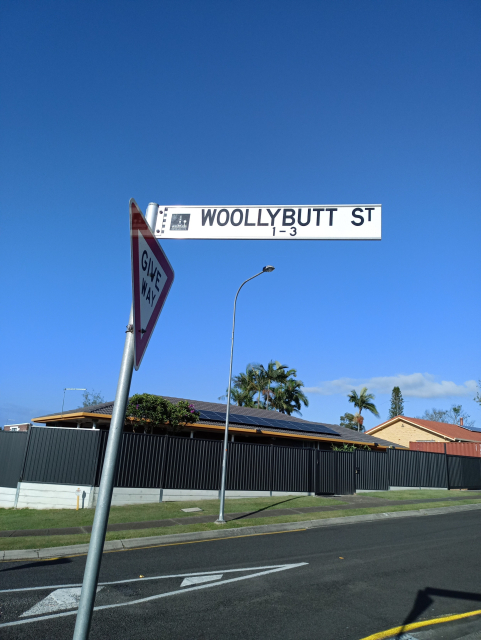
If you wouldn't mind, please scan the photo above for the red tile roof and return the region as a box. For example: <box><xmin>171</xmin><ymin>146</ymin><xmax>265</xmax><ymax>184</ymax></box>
<box><xmin>366</xmin><ymin>416</ymin><xmax>481</xmax><ymax>442</ymax></box>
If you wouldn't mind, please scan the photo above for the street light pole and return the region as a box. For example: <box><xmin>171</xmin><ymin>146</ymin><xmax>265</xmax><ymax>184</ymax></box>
<box><xmin>215</xmin><ymin>266</ymin><xmax>275</xmax><ymax>525</ymax></box>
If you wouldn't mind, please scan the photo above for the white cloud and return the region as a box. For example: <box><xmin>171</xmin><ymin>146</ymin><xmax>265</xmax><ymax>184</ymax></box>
<box><xmin>305</xmin><ymin>373</ymin><xmax>478</xmax><ymax>399</ymax></box>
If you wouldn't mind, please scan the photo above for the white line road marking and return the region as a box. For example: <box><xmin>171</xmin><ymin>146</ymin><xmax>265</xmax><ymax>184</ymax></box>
<box><xmin>20</xmin><ymin>587</ymin><xmax>103</xmax><ymax>617</ymax></box>
<box><xmin>0</xmin><ymin>563</ymin><xmax>297</xmax><ymax>594</ymax></box>
<box><xmin>0</xmin><ymin>563</ymin><xmax>307</xmax><ymax>629</ymax></box>
<box><xmin>181</xmin><ymin>574</ymin><xmax>222</xmax><ymax>587</ymax></box>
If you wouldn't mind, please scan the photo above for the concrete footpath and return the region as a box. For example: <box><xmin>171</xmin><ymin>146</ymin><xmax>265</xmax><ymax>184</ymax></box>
<box><xmin>2</xmin><ymin>501</ymin><xmax>481</xmax><ymax>562</ymax></box>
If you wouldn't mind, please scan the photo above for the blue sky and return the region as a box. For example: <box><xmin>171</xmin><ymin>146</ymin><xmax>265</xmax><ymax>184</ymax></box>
<box><xmin>1</xmin><ymin>0</ymin><xmax>480</xmax><ymax>431</ymax></box>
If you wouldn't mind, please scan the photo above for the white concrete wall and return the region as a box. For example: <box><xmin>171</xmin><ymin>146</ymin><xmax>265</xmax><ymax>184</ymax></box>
<box><xmin>388</xmin><ymin>486</ymin><xmax>448</xmax><ymax>491</ymax></box>
<box><xmin>92</xmin><ymin>487</ymin><xmax>312</xmax><ymax>506</ymax></box>
<box><xmin>0</xmin><ymin>483</ymin><xmax>313</xmax><ymax>509</ymax></box>
<box><xmin>0</xmin><ymin>487</ymin><xmax>17</xmax><ymax>508</ymax></box>
<box><xmin>14</xmin><ymin>483</ymin><xmax>94</xmax><ymax>510</ymax></box>
<box><xmin>90</xmin><ymin>487</ymin><xmax>160</xmax><ymax>507</ymax></box>
<box><xmin>159</xmin><ymin>489</ymin><xmax>312</xmax><ymax>502</ymax></box>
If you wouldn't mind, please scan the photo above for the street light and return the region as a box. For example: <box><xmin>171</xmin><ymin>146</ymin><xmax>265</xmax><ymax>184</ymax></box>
<box><xmin>215</xmin><ymin>266</ymin><xmax>275</xmax><ymax>525</ymax></box>
<box><xmin>62</xmin><ymin>388</ymin><xmax>87</xmax><ymax>417</ymax></box>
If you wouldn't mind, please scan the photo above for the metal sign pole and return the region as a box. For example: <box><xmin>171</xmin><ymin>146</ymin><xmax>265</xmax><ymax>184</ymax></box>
<box><xmin>72</xmin><ymin>203</ymin><xmax>159</xmax><ymax>640</ymax></box>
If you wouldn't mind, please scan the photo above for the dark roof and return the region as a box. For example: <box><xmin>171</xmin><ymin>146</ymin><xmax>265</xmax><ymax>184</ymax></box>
<box><xmin>58</xmin><ymin>396</ymin><xmax>398</xmax><ymax>447</ymax></box>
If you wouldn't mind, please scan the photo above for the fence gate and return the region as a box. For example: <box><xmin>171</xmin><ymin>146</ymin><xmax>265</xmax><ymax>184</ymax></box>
<box><xmin>355</xmin><ymin>450</ymin><xmax>389</xmax><ymax>491</ymax></box>
<box><xmin>336</xmin><ymin>451</ymin><xmax>356</xmax><ymax>494</ymax></box>
<box><xmin>316</xmin><ymin>451</ymin><xmax>355</xmax><ymax>495</ymax></box>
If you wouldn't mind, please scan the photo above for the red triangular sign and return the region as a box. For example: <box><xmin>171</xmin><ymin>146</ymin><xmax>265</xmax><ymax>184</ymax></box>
<box><xmin>130</xmin><ymin>199</ymin><xmax>175</xmax><ymax>370</ymax></box>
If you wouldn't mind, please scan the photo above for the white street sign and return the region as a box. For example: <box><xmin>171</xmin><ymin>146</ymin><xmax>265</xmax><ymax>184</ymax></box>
<box><xmin>154</xmin><ymin>205</ymin><xmax>381</xmax><ymax>240</ymax></box>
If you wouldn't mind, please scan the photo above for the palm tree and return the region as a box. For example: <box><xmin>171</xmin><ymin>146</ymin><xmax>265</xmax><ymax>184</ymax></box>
<box><xmin>221</xmin><ymin>361</ymin><xmax>308</xmax><ymax>415</ymax></box>
<box><xmin>271</xmin><ymin>378</ymin><xmax>309</xmax><ymax>415</ymax></box>
<box><xmin>218</xmin><ymin>367</ymin><xmax>257</xmax><ymax>406</ymax></box>
<box><xmin>257</xmin><ymin>361</ymin><xmax>293</xmax><ymax>410</ymax></box>
<box><xmin>347</xmin><ymin>387</ymin><xmax>379</xmax><ymax>431</ymax></box>
<box><xmin>246</xmin><ymin>363</ymin><xmax>270</xmax><ymax>409</ymax></box>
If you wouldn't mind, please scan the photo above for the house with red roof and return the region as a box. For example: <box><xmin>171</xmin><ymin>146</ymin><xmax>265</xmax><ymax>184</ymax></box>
<box><xmin>365</xmin><ymin>416</ymin><xmax>481</xmax><ymax>449</ymax></box>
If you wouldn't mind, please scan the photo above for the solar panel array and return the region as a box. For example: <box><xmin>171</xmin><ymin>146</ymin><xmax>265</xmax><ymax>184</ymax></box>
<box><xmin>198</xmin><ymin>410</ymin><xmax>340</xmax><ymax>437</ymax></box>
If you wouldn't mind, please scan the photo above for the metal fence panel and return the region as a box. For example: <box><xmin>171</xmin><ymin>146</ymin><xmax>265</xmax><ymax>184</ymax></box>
<box><xmin>271</xmin><ymin>446</ymin><xmax>313</xmax><ymax>493</ymax></box>
<box><xmin>355</xmin><ymin>451</ymin><xmax>389</xmax><ymax>490</ymax></box>
<box><xmin>163</xmin><ymin>437</ymin><xmax>222</xmax><ymax>490</ymax></box>
<box><xmin>317</xmin><ymin>451</ymin><xmax>336</xmax><ymax>494</ymax></box>
<box><xmin>448</xmin><ymin>455</ymin><xmax>481</xmax><ymax>489</ymax></box>
<box><xmin>114</xmin><ymin>433</ymin><xmax>165</xmax><ymax>488</ymax></box>
<box><xmin>388</xmin><ymin>449</ymin><xmax>422</xmax><ymax>486</ymax></box>
<box><xmin>417</xmin><ymin>451</ymin><xmax>448</xmax><ymax>487</ymax></box>
<box><xmin>410</xmin><ymin>442</ymin><xmax>481</xmax><ymax>458</ymax></box>
<box><xmin>227</xmin><ymin>442</ymin><xmax>271</xmax><ymax>491</ymax></box>
<box><xmin>0</xmin><ymin>432</ymin><xmax>28</xmax><ymax>488</ymax></box>
<box><xmin>336</xmin><ymin>451</ymin><xmax>356</xmax><ymax>494</ymax></box>
<box><xmin>22</xmin><ymin>427</ymin><xmax>101</xmax><ymax>486</ymax></box>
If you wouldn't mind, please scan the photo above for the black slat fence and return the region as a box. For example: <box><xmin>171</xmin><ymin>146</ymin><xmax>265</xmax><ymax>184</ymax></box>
<box><xmin>6</xmin><ymin>426</ymin><xmax>481</xmax><ymax>498</ymax></box>
<box><xmin>448</xmin><ymin>455</ymin><xmax>481</xmax><ymax>489</ymax></box>
<box><xmin>0</xmin><ymin>431</ymin><xmax>28</xmax><ymax>488</ymax></box>
<box><xmin>22</xmin><ymin>427</ymin><xmax>102</xmax><ymax>486</ymax></box>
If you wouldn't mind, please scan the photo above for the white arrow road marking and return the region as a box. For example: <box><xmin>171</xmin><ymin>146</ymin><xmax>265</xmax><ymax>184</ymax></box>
<box><xmin>180</xmin><ymin>574</ymin><xmax>222</xmax><ymax>587</ymax></box>
<box><xmin>0</xmin><ymin>563</ymin><xmax>307</xmax><ymax>629</ymax></box>
<box><xmin>20</xmin><ymin>587</ymin><xmax>103</xmax><ymax>617</ymax></box>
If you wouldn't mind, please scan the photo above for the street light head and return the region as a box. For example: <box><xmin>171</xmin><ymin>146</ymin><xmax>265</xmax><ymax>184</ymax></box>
<box><xmin>263</xmin><ymin>265</ymin><xmax>275</xmax><ymax>273</ymax></box>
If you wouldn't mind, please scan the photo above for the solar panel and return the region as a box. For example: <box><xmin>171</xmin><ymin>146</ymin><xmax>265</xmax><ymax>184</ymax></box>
<box><xmin>253</xmin><ymin>417</ymin><xmax>274</xmax><ymax>427</ymax></box>
<box><xmin>199</xmin><ymin>409</ymin><xmax>340</xmax><ymax>436</ymax></box>
<box><xmin>258</xmin><ymin>418</ymin><xmax>280</xmax><ymax>428</ymax></box>
<box><xmin>229</xmin><ymin>414</ymin><xmax>258</xmax><ymax>425</ymax></box>
<box><xmin>284</xmin><ymin>421</ymin><xmax>340</xmax><ymax>436</ymax></box>
<box><xmin>198</xmin><ymin>410</ymin><xmax>226</xmax><ymax>421</ymax></box>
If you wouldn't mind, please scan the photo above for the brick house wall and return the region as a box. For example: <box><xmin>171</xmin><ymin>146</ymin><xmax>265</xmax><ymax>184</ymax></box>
<box><xmin>371</xmin><ymin>420</ymin><xmax>447</xmax><ymax>448</ymax></box>
<box><xmin>3</xmin><ymin>423</ymin><xmax>30</xmax><ymax>432</ymax></box>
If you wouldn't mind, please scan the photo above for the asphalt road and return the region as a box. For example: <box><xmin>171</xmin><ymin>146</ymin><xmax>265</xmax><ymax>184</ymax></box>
<box><xmin>1</xmin><ymin>510</ymin><xmax>481</xmax><ymax>640</ymax></box>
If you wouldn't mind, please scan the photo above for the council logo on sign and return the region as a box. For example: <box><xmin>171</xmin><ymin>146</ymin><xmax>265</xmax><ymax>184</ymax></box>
<box><xmin>170</xmin><ymin>214</ymin><xmax>190</xmax><ymax>231</ymax></box>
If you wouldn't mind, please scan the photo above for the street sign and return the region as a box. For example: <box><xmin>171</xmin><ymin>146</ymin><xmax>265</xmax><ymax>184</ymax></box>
<box><xmin>130</xmin><ymin>199</ymin><xmax>175</xmax><ymax>370</ymax></box>
<box><xmin>154</xmin><ymin>204</ymin><xmax>381</xmax><ymax>240</ymax></box>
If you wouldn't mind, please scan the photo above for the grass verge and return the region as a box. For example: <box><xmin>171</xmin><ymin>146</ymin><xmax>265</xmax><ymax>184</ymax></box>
<box><xmin>0</xmin><ymin>495</ymin><xmax>345</xmax><ymax>532</ymax></box>
<box><xmin>2</xmin><ymin>498</ymin><xmax>481</xmax><ymax>552</ymax></box>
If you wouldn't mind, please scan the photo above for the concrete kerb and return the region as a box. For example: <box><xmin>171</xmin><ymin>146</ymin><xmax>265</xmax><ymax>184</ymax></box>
<box><xmin>2</xmin><ymin>502</ymin><xmax>481</xmax><ymax>561</ymax></box>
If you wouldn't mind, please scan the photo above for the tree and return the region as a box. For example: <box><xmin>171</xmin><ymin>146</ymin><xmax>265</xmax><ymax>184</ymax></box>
<box><xmin>246</xmin><ymin>363</ymin><xmax>269</xmax><ymax>409</ymax></box>
<box><xmin>339</xmin><ymin>412</ymin><xmax>358</xmax><ymax>430</ymax></box>
<box><xmin>223</xmin><ymin>361</ymin><xmax>309</xmax><ymax>415</ymax></box>
<box><xmin>347</xmin><ymin>387</ymin><xmax>380</xmax><ymax>431</ymax></box>
<box><xmin>126</xmin><ymin>394</ymin><xmax>199</xmax><ymax>434</ymax></box>
<box><xmin>418</xmin><ymin>404</ymin><xmax>475</xmax><ymax>428</ymax></box>
<box><xmin>218</xmin><ymin>386</ymin><xmax>256</xmax><ymax>407</ymax></box>
<box><xmin>80</xmin><ymin>390</ymin><xmax>104</xmax><ymax>408</ymax></box>
<box><xmin>388</xmin><ymin>386</ymin><xmax>404</xmax><ymax>418</ymax></box>
<box><xmin>257</xmin><ymin>360</ymin><xmax>293</xmax><ymax>410</ymax></box>
<box><xmin>475</xmin><ymin>381</ymin><xmax>481</xmax><ymax>407</ymax></box>
<box><xmin>218</xmin><ymin>366</ymin><xmax>258</xmax><ymax>406</ymax></box>
<box><xmin>270</xmin><ymin>378</ymin><xmax>309</xmax><ymax>415</ymax></box>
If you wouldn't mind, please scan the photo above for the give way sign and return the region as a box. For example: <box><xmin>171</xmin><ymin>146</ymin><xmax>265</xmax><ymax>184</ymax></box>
<box><xmin>130</xmin><ymin>199</ymin><xmax>175</xmax><ymax>370</ymax></box>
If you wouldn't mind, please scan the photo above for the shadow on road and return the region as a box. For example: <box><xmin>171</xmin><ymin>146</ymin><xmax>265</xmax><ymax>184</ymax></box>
<box><xmin>396</xmin><ymin>587</ymin><xmax>481</xmax><ymax>638</ymax></box>
<box><xmin>0</xmin><ymin>557</ymin><xmax>72</xmax><ymax>573</ymax></box>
